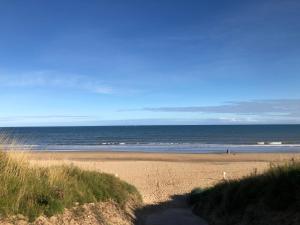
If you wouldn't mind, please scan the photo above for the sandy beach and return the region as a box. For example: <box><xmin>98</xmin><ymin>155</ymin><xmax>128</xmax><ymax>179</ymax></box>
<box><xmin>29</xmin><ymin>152</ymin><xmax>300</xmax><ymax>204</ymax></box>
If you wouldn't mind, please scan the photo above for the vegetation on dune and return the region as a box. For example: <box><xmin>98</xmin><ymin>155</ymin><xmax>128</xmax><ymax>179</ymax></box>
<box><xmin>0</xmin><ymin>150</ymin><xmax>141</xmax><ymax>221</ymax></box>
<box><xmin>189</xmin><ymin>160</ymin><xmax>300</xmax><ymax>225</ymax></box>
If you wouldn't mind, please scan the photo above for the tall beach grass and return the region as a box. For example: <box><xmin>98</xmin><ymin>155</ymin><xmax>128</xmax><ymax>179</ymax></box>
<box><xmin>0</xmin><ymin>148</ymin><xmax>141</xmax><ymax>221</ymax></box>
<box><xmin>189</xmin><ymin>160</ymin><xmax>300</xmax><ymax>225</ymax></box>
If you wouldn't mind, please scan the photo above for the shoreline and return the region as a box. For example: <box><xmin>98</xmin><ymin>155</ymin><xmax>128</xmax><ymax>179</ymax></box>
<box><xmin>28</xmin><ymin>151</ymin><xmax>300</xmax><ymax>162</ymax></box>
<box><xmin>3</xmin><ymin>143</ymin><xmax>300</xmax><ymax>154</ymax></box>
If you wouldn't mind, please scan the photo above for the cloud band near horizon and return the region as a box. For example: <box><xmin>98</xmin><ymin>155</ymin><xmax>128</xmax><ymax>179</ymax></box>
<box><xmin>142</xmin><ymin>99</ymin><xmax>300</xmax><ymax>117</ymax></box>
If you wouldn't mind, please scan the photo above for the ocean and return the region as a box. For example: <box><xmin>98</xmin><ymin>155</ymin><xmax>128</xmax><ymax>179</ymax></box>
<box><xmin>0</xmin><ymin>125</ymin><xmax>300</xmax><ymax>153</ymax></box>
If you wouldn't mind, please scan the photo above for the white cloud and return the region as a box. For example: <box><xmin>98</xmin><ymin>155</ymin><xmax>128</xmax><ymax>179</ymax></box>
<box><xmin>0</xmin><ymin>71</ymin><xmax>114</xmax><ymax>94</ymax></box>
<box><xmin>143</xmin><ymin>99</ymin><xmax>300</xmax><ymax>115</ymax></box>
<box><xmin>141</xmin><ymin>99</ymin><xmax>300</xmax><ymax>124</ymax></box>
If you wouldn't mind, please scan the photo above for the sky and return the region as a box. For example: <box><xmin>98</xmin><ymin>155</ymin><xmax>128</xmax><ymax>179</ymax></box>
<box><xmin>0</xmin><ymin>0</ymin><xmax>300</xmax><ymax>126</ymax></box>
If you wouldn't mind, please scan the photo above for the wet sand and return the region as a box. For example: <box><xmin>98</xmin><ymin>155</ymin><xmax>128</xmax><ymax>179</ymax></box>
<box><xmin>30</xmin><ymin>152</ymin><xmax>300</xmax><ymax>204</ymax></box>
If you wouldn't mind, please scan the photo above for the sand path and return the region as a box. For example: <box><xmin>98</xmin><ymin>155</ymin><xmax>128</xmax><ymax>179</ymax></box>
<box><xmin>135</xmin><ymin>195</ymin><xmax>207</xmax><ymax>225</ymax></box>
<box><xmin>143</xmin><ymin>208</ymin><xmax>207</xmax><ymax>225</ymax></box>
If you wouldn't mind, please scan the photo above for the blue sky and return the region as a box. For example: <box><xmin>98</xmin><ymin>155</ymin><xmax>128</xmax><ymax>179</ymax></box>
<box><xmin>0</xmin><ymin>0</ymin><xmax>300</xmax><ymax>126</ymax></box>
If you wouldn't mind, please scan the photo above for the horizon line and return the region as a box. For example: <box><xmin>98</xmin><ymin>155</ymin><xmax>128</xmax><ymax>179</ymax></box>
<box><xmin>1</xmin><ymin>123</ymin><xmax>300</xmax><ymax>128</ymax></box>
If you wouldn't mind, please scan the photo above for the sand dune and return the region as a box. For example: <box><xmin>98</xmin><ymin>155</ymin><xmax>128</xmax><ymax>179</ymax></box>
<box><xmin>30</xmin><ymin>152</ymin><xmax>300</xmax><ymax>204</ymax></box>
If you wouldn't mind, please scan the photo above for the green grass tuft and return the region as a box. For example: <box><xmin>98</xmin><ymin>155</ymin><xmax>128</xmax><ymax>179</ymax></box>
<box><xmin>189</xmin><ymin>160</ymin><xmax>300</xmax><ymax>225</ymax></box>
<box><xmin>0</xmin><ymin>151</ymin><xmax>141</xmax><ymax>221</ymax></box>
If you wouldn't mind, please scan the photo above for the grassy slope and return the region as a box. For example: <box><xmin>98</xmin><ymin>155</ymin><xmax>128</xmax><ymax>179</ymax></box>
<box><xmin>0</xmin><ymin>151</ymin><xmax>141</xmax><ymax>221</ymax></box>
<box><xmin>189</xmin><ymin>161</ymin><xmax>300</xmax><ymax>225</ymax></box>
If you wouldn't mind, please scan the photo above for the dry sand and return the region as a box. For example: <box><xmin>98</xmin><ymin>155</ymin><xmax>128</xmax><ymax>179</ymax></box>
<box><xmin>3</xmin><ymin>151</ymin><xmax>298</xmax><ymax>225</ymax></box>
<box><xmin>29</xmin><ymin>151</ymin><xmax>300</xmax><ymax>204</ymax></box>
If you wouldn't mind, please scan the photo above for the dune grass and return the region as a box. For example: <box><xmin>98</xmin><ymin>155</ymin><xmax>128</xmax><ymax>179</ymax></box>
<box><xmin>189</xmin><ymin>160</ymin><xmax>300</xmax><ymax>225</ymax></box>
<box><xmin>0</xmin><ymin>150</ymin><xmax>141</xmax><ymax>221</ymax></box>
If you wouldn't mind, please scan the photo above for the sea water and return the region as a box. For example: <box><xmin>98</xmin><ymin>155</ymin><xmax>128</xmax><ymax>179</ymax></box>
<box><xmin>0</xmin><ymin>125</ymin><xmax>300</xmax><ymax>153</ymax></box>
